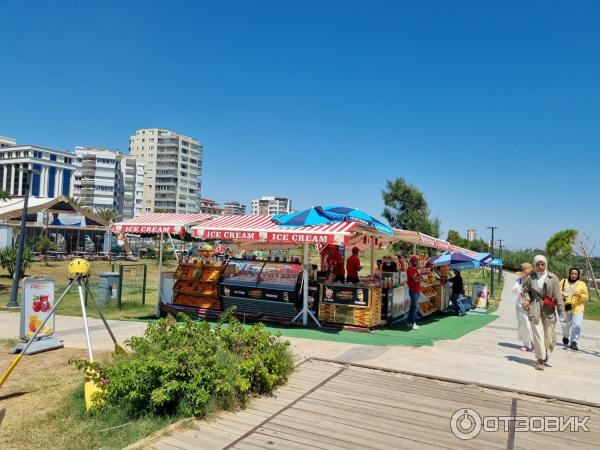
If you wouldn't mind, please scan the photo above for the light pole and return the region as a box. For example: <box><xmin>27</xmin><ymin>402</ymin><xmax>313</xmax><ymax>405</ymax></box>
<box><xmin>487</xmin><ymin>226</ymin><xmax>498</xmax><ymax>298</ymax></box>
<box><xmin>7</xmin><ymin>167</ymin><xmax>33</xmax><ymax>308</ymax></box>
<box><xmin>497</xmin><ymin>239</ymin><xmax>504</xmax><ymax>283</ymax></box>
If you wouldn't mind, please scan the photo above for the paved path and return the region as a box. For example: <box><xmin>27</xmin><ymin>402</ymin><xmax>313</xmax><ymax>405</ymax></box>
<box><xmin>2</xmin><ymin>272</ymin><xmax>600</xmax><ymax>404</ymax></box>
<box><xmin>144</xmin><ymin>359</ymin><xmax>600</xmax><ymax>450</ymax></box>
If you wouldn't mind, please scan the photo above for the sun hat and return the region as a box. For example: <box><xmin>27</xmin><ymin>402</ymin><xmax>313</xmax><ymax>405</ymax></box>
<box><xmin>516</xmin><ymin>262</ymin><xmax>533</xmax><ymax>277</ymax></box>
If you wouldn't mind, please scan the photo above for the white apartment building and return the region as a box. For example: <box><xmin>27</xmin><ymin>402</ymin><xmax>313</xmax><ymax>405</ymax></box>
<box><xmin>467</xmin><ymin>229</ymin><xmax>478</xmax><ymax>242</ymax></box>
<box><xmin>129</xmin><ymin>128</ymin><xmax>202</xmax><ymax>214</ymax></box>
<box><xmin>250</xmin><ymin>196</ymin><xmax>293</xmax><ymax>215</ymax></box>
<box><xmin>72</xmin><ymin>147</ymin><xmax>123</xmax><ymax>214</ymax></box>
<box><xmin>223</xmin><ymin>201</ymin><xmax>246</xmax><ymax>215</ymax></box>
<box><xmin>0</xmin><ymin>136</ymin><xmax>16</xmax><ymax>148</ymax></box>
<box><xmin>0</xmin><ymin>145</ymin><xmax>75</xmax><ymax>197</ymax></box>
<box><xmin>120</xmin><ymin>156</ymin><xmax>145</xmax><ymax>220</ymax></box>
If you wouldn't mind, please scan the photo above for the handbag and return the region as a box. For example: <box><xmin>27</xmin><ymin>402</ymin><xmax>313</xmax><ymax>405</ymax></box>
<box><xmin>543</xmin><ymin>295</ymin><xmax>557</xmax><ymax>308</ymax></box>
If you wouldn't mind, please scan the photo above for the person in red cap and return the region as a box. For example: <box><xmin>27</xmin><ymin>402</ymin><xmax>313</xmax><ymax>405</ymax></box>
<box><xmin>407</xmin><ymin>255</ymin><xmax>422</xmax><ymax>330</ymax></box>
<box><xmin>346</xmin><ymin>247</ymin><xmax>363</xmax><ymax>284</ymax></box>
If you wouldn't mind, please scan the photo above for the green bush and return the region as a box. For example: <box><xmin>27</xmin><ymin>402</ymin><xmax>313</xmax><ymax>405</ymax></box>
<box><xmin>0</xmin><ymin>245</ymin><xmax>33</xmax><ymax>277</ymax></box>
<box><xmin>71</xmin><ymin>310</ymin><xmax>293</xmax><ymax>418</ymax></box>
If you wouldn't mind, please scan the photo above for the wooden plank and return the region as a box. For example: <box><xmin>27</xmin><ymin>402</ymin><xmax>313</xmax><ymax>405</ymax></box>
<box><xmin>278</xmin><ymin>404</ymin><xmax>506</xmax><ymax>449</ymax></box>
<box><xmin>150</xmin><ymin>441</ymin><xmax>184</xmax><ymax>450</ymax></box>
<box><xmin>156</xmin><ymin>435</ymin><xmax>223</xmax><ymax>450</ymax></box>
<box><xmin>243</xmin><ymin>432</ymin><xmax>324</xmax><ymax>450</ymax></box>
<box><xmin>258</xmin><ymin>422</ymin><xmax>383</xmax><ymax>450</ymax></box>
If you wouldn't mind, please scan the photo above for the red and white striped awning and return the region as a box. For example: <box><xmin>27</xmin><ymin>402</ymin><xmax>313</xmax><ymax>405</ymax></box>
<box><xmin>112</xmin><ymin>213</ymin><xmax>213</xmax><ymax>236</ymax></box>
<box><xmin>190</xmin><ymin>215</ymin><xmax>362</xmax><ymax>245</ymax></box>
<box><xmin>392</xmin><ymin>229</ymin><xmax>479</xmax><ymax>257</ymax></box>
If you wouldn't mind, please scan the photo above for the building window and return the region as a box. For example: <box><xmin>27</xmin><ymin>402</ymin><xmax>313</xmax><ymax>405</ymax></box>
<box><xmin>50</xmin><ymin>154</ymin><xmax>57</xmax><ymax>161</ymax></box>
<box><xmin>62</xmin><ymin>169</ymin><xmax>72</xmax><ymax>196</ymax></box>
<box><xmin>32</xmin><ymin>164</ymin><xmax>42</xmax><ymax>196</ymax></box>
<box><xmin>48</xmin><ymin>167</ymin><xmax>56</xmax><ymax>197</ymax></box>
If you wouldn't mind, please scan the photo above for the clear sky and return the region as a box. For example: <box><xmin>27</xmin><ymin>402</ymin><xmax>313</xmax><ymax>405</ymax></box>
<box><xmin>1</xmin><ymin>1</ymin><xmax>599</xmax><ymax>251</ymax></box>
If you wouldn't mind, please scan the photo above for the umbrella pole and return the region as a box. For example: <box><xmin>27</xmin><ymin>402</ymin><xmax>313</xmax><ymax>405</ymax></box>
<box><xmin>155</xmin><ymin>233</ymin><xmax>163</xmax><ymax>318</ymax></box>
<box><xmin>370</xmin><ymin>235</ymin><xmax>375</xmax><ymax>276</ymax></box>
<box><xmin>303</xmin><ymin>243</ymin><xmax>309</xmax><ymax>325</ymax></box>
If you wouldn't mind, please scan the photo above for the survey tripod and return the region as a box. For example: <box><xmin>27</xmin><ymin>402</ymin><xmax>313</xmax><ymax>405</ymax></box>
<box><xmin>0</xmin><ymin>261</ymin><xmax>125</xmax><ymax>393</ymax></box>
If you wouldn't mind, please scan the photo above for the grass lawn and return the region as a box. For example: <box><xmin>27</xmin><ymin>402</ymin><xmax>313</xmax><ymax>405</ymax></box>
<box><xmin>0</xmin><ymin>339</ymin><xmax>184</xmax><ymax>450</ymax></box>
<box><xmin>0</xmin><ymin>259</ymin><xmax>171</xmax><ymax>320</ymax></box>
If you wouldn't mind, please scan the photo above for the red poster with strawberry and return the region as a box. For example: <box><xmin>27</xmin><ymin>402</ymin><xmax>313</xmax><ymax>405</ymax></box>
<box><xmin>20</xmin><ymin>276</ymin><xmax>56</xmax><ymax>340</ymax></box>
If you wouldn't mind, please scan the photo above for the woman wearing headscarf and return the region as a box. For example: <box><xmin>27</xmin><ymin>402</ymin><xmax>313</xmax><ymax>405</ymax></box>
<box><xmin>512</xmin><ymin>263</ymin><xmax>534</xmax><ymax>352</ymax></box>
<box><xmin>521</xmin><ymin>255</ymin><xmax>566</xmax><ymax>371</ymax></box>
<box><xmin>560</xmin><ymin>268</ymin><xmax>589</xmax><ymax>351</ymax></box>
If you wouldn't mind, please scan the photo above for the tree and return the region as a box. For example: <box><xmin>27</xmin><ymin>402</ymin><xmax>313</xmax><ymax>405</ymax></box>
<box><xmin>382</xmin><ymin>177</ymin><xmax>441</xmax><ymax>237</ymax></box>
<box><xmin>546</xmin><ymin>229</ymin><xmax>578</xmax><ymax>277</ymax></box>
<box><xmin>96</xmin><ymin>208</ymin><xmax>118</xmax><ymax>223</ymax></box>
<box><xmin>572</xmin><ymin>233</ymin><xmax>600</xmax><ymax>298</ymax></box>
<box><xmin>0</xmin><ymin>245</ymin><xmax>33</xmax><ymax>278</ymax></box>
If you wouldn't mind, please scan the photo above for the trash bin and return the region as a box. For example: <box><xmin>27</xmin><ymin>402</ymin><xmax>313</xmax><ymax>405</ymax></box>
<box><xmin>98</xmin><ymin>272</ymin><xmax>120</xmax><ymax>304</ymax></box>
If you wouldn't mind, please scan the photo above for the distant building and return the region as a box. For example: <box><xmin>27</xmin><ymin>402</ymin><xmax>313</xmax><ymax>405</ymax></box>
<box><xmin>200</xmin><ymin>198</ymin><xmax>224</xmax><ymax>215</ymax></box>
<box><xmin>121</xmin><ymin>156</ymin><xmax>144</xmax><ymax>220</ymax></box>
<box><xmin>0</xmin><ymin>136</ymin><xmax>16</xmax><ymax>148</ymax></box>
<box><xmin>0</xmin><ymin>145</ymin><xmax>75</xmax><ymax>197</ymax></box>
<box><xmin>129</xmin><ymin>128</ymin><xmax>203</xmax><ymax>214</ymax></box>
<box><xmin>223</xmin><ymin>201</ymin><xmax>246</xmax><ymax>215</ymax></box>
<box><xmin>467</xmin><ymin>229</ymin><xmax>478</xmax><ymax>242</ymax></box>
<box><xmin>72</xmin><ymin>147</ymin><xmax>123</xmax><ymax>215</ymax></box>
<box><xmin>250</xmin><ymin>196</ymin><xmax>292</xmax><ymax>215</ymax></box>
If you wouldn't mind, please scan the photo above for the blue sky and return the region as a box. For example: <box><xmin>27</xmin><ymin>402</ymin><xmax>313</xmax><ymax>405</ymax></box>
<box><xmin>1</xmin><ymin>1</ymin><xmax>599</xmax><ymax>251</ymax></box>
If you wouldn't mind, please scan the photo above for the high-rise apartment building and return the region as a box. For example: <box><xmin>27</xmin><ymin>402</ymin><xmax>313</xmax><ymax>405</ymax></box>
<box><xmin>129</xmin><ymin>128</ymin><xmax>202</xmax><ymax>214</ymax></box>
<box><xmin>72</xmin><ymin>147</ymin><xmax>123</xmax><ymax>214</ymax></box>
<box><xmin>223</xmin><ymin>201</ymin><xmax>246</xmax><ymax>215</ymax></box>
<box><xmin>0</xmin><ymin>145</ymin><xmax>75</xmax><ymax>197</ymax></box>
<box><xmin>121</xmin><ymin>156</ymin><xmax>144</xmax><ymax>220</ymax></box>
<box><xmin>250</xmin><ymin>196</ymin><xmax>292</xmax><ymax>215</ymax></box>
<box><xmin>467</xmin><ymin>229</ymin><xmax>478</xmax><ymax>241</ymax></box>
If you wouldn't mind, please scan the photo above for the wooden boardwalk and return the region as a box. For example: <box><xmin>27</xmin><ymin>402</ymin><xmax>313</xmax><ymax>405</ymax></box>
<box><xmin>145</xmin><ymin>359</ymin><xmax>600</xmax><ymax>449</ymax></box>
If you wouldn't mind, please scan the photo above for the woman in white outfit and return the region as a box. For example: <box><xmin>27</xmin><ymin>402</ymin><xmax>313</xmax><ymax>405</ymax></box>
<box><xmin>512</xmin><ymin>263</ymin><xmax>534</xmax><ymax>351</ymax></box>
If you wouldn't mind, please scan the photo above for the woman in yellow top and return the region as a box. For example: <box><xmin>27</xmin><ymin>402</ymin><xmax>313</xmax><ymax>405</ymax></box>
<box><xmin>560</xmin><ymin>267</ymin><xmax>589</xmax><ymax>351</ymax></box>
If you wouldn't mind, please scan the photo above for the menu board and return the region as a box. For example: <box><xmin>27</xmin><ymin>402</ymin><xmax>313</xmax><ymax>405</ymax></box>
<box><xmin>220</xmin><ymin>284</ymin><xmax>297</xmax><ymax>303</ymax></box>
<box><xmin>320</xmin><ymin>284</ymin><xmax>370</xmax><ymax>307</ymax></box>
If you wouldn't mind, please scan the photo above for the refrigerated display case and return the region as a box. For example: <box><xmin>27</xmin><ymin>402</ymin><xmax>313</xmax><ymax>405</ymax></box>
<box><xmin>220</xmin><ymin>259</ymin><xmax>303</xmax><ymax>320</ymax></box>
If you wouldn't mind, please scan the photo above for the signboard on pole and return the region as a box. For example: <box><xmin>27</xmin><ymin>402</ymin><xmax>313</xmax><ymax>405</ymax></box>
<box><xmin>472</xmin><ymin>283</ymin><xmax>488</xmax><ymax>308</ymax></box>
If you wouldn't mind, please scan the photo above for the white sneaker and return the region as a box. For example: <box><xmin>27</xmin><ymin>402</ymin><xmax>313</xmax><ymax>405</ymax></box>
<box><xmin>412</xmin><ymin>324</ymin><xmax>420</xmax><ymax>330</ymax></box>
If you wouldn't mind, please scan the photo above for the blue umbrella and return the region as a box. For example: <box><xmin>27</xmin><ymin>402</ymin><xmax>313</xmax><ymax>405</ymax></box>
<box><xmin>430</xmin><ymin>251</ymin><xmax>494</xmax><ymax>267</ymax></box>
<box><xmin>272</xmin><ymin>207</ymin><xmax>333</xmax><ymax>227</ymax></box>
<box><xmin>316</xmin><ymin>206</ymin><xmax>393</xmax><ymax>236</ymax></box>
<box><xmin>449</xmin><ymin>258</ymin><xmax>502</xmax><ymax>271</ymax></box>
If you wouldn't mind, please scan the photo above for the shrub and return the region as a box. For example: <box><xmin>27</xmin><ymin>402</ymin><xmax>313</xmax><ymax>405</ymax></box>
<box><xmin>71</xmin><ymin>310</ymin><xmax>293</xmax><ymax>418</ymax></box>
<box><xmin>0</xmin><ymin>245</ymin><xmax>33</xmax><ymax>277</ymax></box>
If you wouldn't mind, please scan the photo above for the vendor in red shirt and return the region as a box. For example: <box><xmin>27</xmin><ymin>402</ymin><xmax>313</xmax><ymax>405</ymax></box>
<box><xmin>406</xmin><ymin>255</ymin><xmax>422</xmax><ymax>330</ymax></box>
<box><xmin>346</xmin><ymin>247</ymin><xmax>363</xmax><ymax>284</ymax></box>
<box><xmin>325</xmin><ymin>245</ymin><xmax>345</xmax><ymax>283</ymax></box>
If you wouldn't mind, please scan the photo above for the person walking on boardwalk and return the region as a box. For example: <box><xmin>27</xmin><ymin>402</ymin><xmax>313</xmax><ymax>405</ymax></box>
<box><xmin>512</xmin><ymin>263</ymin><xmax>534</xmax><ymax>352</ymax></box>
<box><xmin>522</xmin><ymin>255</ymin><xmax>566</xmax><ymax>370</ymax></box>
<box><xmin>560</xmin><ymin>267</ymin><xmax>589</xmax><ymax>351</ymax></box>
<box><xmin>406</xmin><ymin>255</ymin><xmax>422</xmax><ymax>330</ymax></box>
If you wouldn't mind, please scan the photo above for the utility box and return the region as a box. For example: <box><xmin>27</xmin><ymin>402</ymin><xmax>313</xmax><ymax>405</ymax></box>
<box><xmin>98</xmin><ymin>272</ymin><xmax>120</xmax><ymax>304</ymax></box>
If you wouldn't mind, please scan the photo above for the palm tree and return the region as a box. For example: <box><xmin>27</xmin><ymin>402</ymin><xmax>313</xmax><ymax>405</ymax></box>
<box><xmin>0</xmin><ymin>190</ymin><xmax>11</xmax><ymax>202</ymax></box>
<box><xmin>96</xmin><ymin>208</ymin><xmax>119</xmax><ymax>224</ymax></box>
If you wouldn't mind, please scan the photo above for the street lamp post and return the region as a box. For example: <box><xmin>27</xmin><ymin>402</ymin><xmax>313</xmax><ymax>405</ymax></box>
<box><xmin>487</xmin><ymin>226</ymin><xmax>498</xmax><ymax>298</ymax></box>
<box><xmin>7</xmin><ymin>167</ymin><xmax>33</xmax><ymax>308</ymax></box>
<box><xmin>498</xmin><ymin>239</ymin><xmax>504</xmax><ymax>283</ymax></box>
